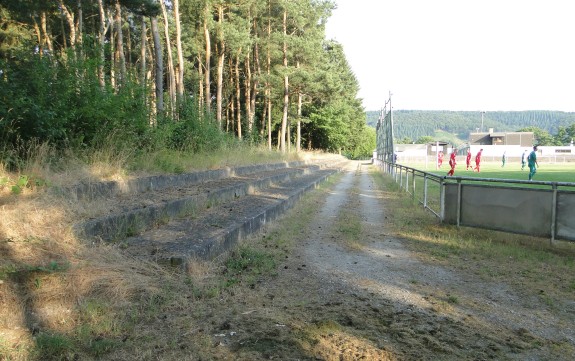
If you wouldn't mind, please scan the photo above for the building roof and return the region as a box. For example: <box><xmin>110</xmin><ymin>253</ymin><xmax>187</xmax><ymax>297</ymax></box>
<box><xmin>469</xmin><ymin>131</ymin><xmax>534</xmax><ymax>136</ymax></box>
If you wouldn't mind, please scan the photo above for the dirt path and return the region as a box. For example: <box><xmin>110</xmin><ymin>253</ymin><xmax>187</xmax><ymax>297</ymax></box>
<box><xmin>292</xmin><ymin>161</ymin><xmax>574</xmax><ymax>360</ymax></box>
<box><xmin>304</xmin><ymin>162</ymin><xmax>432</xmax><ymax>311</ymax></box>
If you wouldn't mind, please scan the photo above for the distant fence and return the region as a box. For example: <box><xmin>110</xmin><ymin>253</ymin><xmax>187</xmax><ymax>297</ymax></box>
<box><xmin>376</xmin><ymin>160</ymin><xmax>575</xmax><ymax>243</ymax></box>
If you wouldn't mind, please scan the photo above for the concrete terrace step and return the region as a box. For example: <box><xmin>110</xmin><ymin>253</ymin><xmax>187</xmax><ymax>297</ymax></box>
<box><xmin>57</xmin><ymin>157</ymin><xmax>342</xmax><ymax>201</ymax></box>
<box><xmin>120</xmin><ymin>169</ymin><xmax>337</xmax><ymax>266</ymax></box>
<box><xmin>73</xmin><ymin>158</ymin><xmax>346</xmax><ymax>244</ymax></box>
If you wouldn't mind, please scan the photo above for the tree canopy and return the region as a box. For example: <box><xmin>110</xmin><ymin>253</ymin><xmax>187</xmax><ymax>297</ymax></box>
<box><xmin>0</xmin><ymin>0</ymin><xmax>373</xmax><ymax>166</ymax></box>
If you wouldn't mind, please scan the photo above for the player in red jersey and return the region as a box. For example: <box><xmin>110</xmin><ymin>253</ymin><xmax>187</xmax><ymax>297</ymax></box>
<box><xmin>474</xmin><ymin>148</ymin><xmax>483</xmax><ymax>172</ymax></box>
<box><xmin>447</xmin><ymin>149</ymin><xmax>457</xmax><ymax>176</ymax></box>
<box><xmin>466</xmin><ymin>149</ymin><xmax>472</xmax><ymax>170</ymax></box>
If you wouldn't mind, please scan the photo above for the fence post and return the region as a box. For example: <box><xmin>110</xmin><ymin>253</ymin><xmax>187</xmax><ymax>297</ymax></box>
<box><xmin>405</xmin><ymin>169</ymin><xmax>409</xmax><ymax>193</ymax></box>
<box><xmin>423</xmin><ymin>175</ymin><xmax>428</xmax><ymax>209</ymax></box>
<box><xmin>412</xmin><ymin>169</ymin><xmax>416</xmax><ymax>200</ymax></box>
<box><xmin>457</xmin><ymin>179</ymin><xmax>462</xmax><ymax>228</ymax></box>
<box><xmin>439</xmin><ymin>177</ymin><xmax>445</xmax><ymax>223</ymax></box>
<box><xmin>551</xmin><ymin>183</ymin><xmax>558</xmax><ymax>245</ymax></box>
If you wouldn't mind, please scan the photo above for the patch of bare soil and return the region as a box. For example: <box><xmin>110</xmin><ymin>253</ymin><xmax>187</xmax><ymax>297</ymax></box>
<box><xmin>94</xmin><ymin>161</ymin><xmax>574</xmax><ymax>360</ymax></box>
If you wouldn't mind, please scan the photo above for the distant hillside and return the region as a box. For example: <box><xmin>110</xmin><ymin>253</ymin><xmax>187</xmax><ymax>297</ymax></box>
<box><xmin>366</xmin><ymin>110</ymin><xmax>575</xmax><ymax>142</ymax></box>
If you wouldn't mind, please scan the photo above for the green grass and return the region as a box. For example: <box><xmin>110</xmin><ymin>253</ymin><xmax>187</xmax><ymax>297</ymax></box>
<box><xmin>409</xmin><ymin>162</ymin><xmax>575</xmax><ymax>184</ymax></box>
<box><xmin>223</xmin><ymin>246</ymin><xmax>277</xmax><ymax>288</ymax></box>
<box><xmin>34</xmin><ymin>332</ymin><xmax>75</xmax><ymax>360</ymax></box>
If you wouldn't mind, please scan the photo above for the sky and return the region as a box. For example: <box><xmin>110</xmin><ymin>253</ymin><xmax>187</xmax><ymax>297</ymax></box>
<box><xmin>324</xmin><ymin>0</ymin><xmax>575</xmax><ymax>112</ymax></box>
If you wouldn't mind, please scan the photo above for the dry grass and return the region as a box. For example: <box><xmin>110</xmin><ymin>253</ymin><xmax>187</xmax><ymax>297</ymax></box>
<box><xmin>0</xmin><ymin>142</ymin><xmax>326</xmax><ymax>360</ymax></box>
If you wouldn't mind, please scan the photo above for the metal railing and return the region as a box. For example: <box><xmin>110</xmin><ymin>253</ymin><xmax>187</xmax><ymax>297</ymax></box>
<box><xmin>378</xmin><ymin>160</ymin><xmax>443</xmax><ymax>218</ymax></box>
<box><xmin>377</xmin><ymin>160</ymin><xmax>575</xmax><ymax>243</ymax></box>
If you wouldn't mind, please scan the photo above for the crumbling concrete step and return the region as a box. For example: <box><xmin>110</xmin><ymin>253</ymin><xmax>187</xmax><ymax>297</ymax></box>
<box><xmin>120</xmin><ymin>169</ymin><xmax>337</xmax><ymax>266</ymax></box>
<box><xmin>56</xmin><ymin>157</ymin><xmax>343</xmax><ymax>201</ymax></box>
<box><xmin>74</xmin><ymin>163</ymin><xmax>343</xmax><ymax>243</ymax></box>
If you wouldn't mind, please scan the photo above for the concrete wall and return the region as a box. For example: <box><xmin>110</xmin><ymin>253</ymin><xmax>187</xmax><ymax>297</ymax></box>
<box><xmin>443</xmin><ymin>183</ymin><xmax>575</xmax><ymax>241</ymax></box>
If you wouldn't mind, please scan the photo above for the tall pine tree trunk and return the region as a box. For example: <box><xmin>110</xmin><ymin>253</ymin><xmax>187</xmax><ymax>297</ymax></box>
<box><xmin>173</xmin><ymin>0</ymin><xmax>185</xmax><ymax>99</ymax></box>
<box><xmin>140</xmin><ymin>16</ymin><xmax>148</xmax><ymax>107</ymax></box>
<box><xmin>160</xmin><ymin>0</ymin><xmax>176</xmax><ymax>117</ymax></box>
<box><xmin>228</xmin><ymin>56</ymin><xmax>235</xmax><ymax>133</ymax></box>
<box><xmin>296</xmin><ymin>61</ymin><xmax>302</xmax><ymax>152</ymax></box>
<box><xmin>280</xmin><ymin>9</ymin><xmax>289</xmax><ymax>153</ymax></box>
<box><xmin>32</xmin><ymin>17</ymin><xmax>42</xmax><ymax>56</ymax></box>
<box><xmin>245</xmin><ymin>53</ymin><xmax>252</xmax><ymax>134</ymax></box>
<box><xmin>266</xmin><ymin>0</ymin><xmax>272</xmax><ymax>150</ymax></box>
<box><xmin>203</xmin><ymin>2</ymin><xmax>212</xmax><ymax>111</ymax></box>
<box><xmin>58</xmin><ymin>0</ymin><xmax>76</xmax><ymax>49</ymax></box>
<box><xmin>216</xmin><ymin>4</ymin><xmax>225</xmax><ymax>129</ymax></box>
<box><xmin>76</xmin><ymin>0</ymin><xmax>83</xmax><ymax>56</ymax></box>
<box><xmin>251</xmin><ymin>41</ymin><xmax>260</xmax><ymax>136</ymax></box>
<box><xmin>114</xmin><ymin>0</ymin><xmax>126</xmax><ymax>85</ymax></box>
<box><xmin>108</xmin><ymin>9</ymin><xmax>115</xmax><ymax>88</ymax></box>
<box><xmin>151</xmin><ymin>16</ymin><xmax>163</xmax><ymax>115</ymax></box>
<box><xmin>41</xmin><ymin>12</ymin><xmax>54</xmax><ymax>56</ymax></box>
<box><xmin>198</xmin><ymin>56</ymin><xmax>204</xmax><ymax>111</ymax></box>
<box><xmin>235</xmin><ymin>50</ymin><xmax>242</xmax><ymax>139</ymax></box>
<box><xmin>97</xmin><ymin>0</ymin><xmax>107</xmax><ymax>89</ymax></box>
<box><xmin>297</xmin><ymin>91</ymin><xmax>302</xmax><ymax>153</ymax></box>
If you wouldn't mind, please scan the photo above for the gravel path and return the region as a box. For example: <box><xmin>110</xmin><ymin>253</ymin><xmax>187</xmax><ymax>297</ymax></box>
<box><xmin>298</xmin><ymin>161</ymin><xmax>575</xmax><ymax>360</ymax></box>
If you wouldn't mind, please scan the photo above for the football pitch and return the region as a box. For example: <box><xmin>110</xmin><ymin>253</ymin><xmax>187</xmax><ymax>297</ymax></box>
<box><xmin>408</xmin><ymin>161</ymin><xmax>575</xmax><ymax>183</ymax></box>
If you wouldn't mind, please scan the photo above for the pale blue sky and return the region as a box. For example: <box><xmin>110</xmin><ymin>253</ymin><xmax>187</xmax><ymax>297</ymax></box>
<box><xmin>325</xmin><ymin>0</ymin><xmax>575</xmax><ymax>112</ymax></box>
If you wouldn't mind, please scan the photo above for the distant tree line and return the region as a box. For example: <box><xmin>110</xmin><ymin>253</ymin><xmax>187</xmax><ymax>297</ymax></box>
<box><xmin>367</xmin><ymin>110</ymin><xmax>575</xmax><ymax>146</ymax></box>
<box><xmin>0</xmin><ymin>0</ymin><xmax>374</xmax><ymax>167</ymax></box>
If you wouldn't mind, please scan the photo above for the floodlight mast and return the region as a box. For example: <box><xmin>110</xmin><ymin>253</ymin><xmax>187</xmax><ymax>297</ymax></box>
<box><xmin>375</xmin><ymin>91</ymin><xmax>394</xmax><ymax>168</ymax></box>
<box><xmin>387</xmin><ymin>92</ymin><xmax>394</xmax><ymax>164</ymax></box>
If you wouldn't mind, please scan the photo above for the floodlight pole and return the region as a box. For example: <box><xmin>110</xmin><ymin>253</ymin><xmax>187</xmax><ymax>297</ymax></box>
<box><xmin>389</xmin><ymin>91</ymin><xmax>394</xmax><ymax>164</ymax></box>
<box><xmin>480</xmin><ymin>111</ymin><xmax>485</xmax><ymax>133</ymax></box>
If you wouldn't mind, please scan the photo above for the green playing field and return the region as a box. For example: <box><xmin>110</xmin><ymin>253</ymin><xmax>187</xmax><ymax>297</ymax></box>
<box><xmin>411</xmin><ymin>162</ymin><xmax>575</xmax><ymax>183</ymax></box>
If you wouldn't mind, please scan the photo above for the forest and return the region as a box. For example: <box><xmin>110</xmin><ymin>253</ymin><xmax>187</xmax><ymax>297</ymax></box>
<box><xmin>367</xmin><ymin>110</ymin><xmax>575</xmax><ymax>146</ymax></box>
<box><xmin>0</xmin><ymin>0</ymin><xmax>376</xmax><ymax>168</ymax></box>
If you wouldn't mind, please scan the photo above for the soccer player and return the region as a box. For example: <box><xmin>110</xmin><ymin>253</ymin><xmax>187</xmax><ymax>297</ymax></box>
<box><xmin>447</xmin><ymin>150</ymin><xmax>457</xmax><ymax>176</ymax></box>
<box><xmin>521</xmin><ymin>150</ymin><xmax>528</xmax><ymax>170</ymax></box>
<box><xmin>438</xmin><ymin>151</ymin><xmax>444</xmax><ymax>168</ymax></box>
<box><xmin>466</xmin><ymin>149</ymin><xmax>472</xmax><ymax>170</ymax></box>
<box><xmin>474</xmin><ymin>149</ymin><xmax>483</xmax><ymax>172</ymax></box>
<box><xmin>528</xmin><ymin>146</ymin><xmax>539</xmax><ymax>181</ymax></box>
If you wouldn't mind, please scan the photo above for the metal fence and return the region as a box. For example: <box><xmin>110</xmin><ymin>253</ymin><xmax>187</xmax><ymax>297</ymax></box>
<box><xmin>378</xmin><ymin>160</ymin><xmax>444</xmax><ymax>218</ymax></box>
<box><xmin>377</xmin><ymin>160</ymin><xmax>575</xmax><ymax>243</ymax></box>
